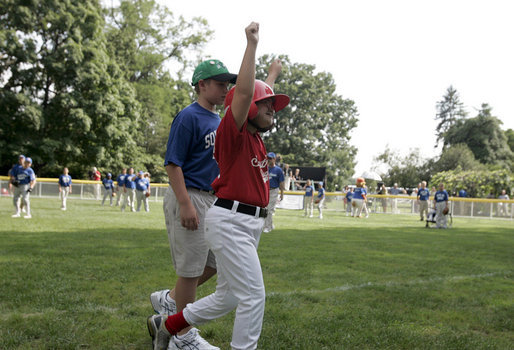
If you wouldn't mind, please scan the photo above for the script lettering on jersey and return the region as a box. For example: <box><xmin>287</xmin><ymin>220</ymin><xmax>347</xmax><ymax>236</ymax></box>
<box><xmin>251</xmin><ymin>156</ymin><xmax>269</xmax><ymax>183</ymax></box>
<box><xmin>204</xmin><ymin>130</ymin><xmax>217</xmax><ymax>149</ymax></box>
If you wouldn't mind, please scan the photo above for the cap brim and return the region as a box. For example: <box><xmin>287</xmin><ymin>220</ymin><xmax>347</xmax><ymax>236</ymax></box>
<box><xmin>209</xmin><ymin>73</ymin><xmax>238</xmax><ymax>84</ymax></box>
<box><xmin>272</xmin><ymin>94</ymin><xmax>290</xmax><ymax>113</ymax></box>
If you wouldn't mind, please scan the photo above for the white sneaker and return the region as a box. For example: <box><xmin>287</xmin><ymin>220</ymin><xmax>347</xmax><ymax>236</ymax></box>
<box><xmin>147</xmin><ymin>314</ymin><xmax>170</xmax><ymax>350</ymax></box>
<box><xmin>11</xmin><ymin>213</ymin><xmax>21</xmax><ymax>218</ymax></box>
<box><xmin>168</xmin><ymin>328</ymin><xmax>219</xmax><ymax>350</ymax></box>
<box><xmin>24</xmin><ymin>214</ymin><xmax>32</xmax><ymax>219</ymax></box>
<box><xmin>150</xmin><ymin>290</ymin><xmax>177</xmax><ymax>316</ymax></box>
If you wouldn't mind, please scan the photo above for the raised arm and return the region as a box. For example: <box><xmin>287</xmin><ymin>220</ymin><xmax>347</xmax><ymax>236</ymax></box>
<box><xmin>231</xmin><ymin>22</ymin><xmax>259</xmax><ymax>130</ymax></box>
<box><xmin>264</xmin><ymin>59</ymin><xmax>282</xmax><ymax>88</ymax></box>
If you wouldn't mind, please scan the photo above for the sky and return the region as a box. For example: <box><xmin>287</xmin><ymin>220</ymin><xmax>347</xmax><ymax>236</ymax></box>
<box><xmin>158</xmin><ymin>0</ymin><xmax>514</xmax><ymax>177</ymax></box>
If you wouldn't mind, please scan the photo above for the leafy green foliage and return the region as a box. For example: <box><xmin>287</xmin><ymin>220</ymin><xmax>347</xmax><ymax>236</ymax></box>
<box><xmin>444</xmin><ymin>104</ymin><xmax>514</xmax><ymax>171</ymax></box>
<box><xmin>430</xmin><ymin>168</ymin><xmax>512</xmax><ymax>197</ymax></box>
<box><xmin>256</xmin><ymin>55</ymin><xmax>359</xmax><ymax>190</ymax></box>
<box><xmin>373</xmin><ymin>147</ymin><xmax>431</xmax><ymax>188</ymax></box>
<box><xmin>429</xmin><ymin>143</ymin><xmax>484</xmax><ymax>173</ymax></box>
<box><xmin>0</xmin><ymin>0</ymin><xmax>145</xmax><ymax>177</ymax></box>
<box><xmin>434</xmin><ymin>85</ymin><xmax>467</xmax><ymax>147</ymax></box>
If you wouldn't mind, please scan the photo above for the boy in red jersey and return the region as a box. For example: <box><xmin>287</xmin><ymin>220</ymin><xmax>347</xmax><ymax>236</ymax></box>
<box><xmin>147</xmin><ymin>21</ymin><xmax>290</xmax><ymax>350</ymax></box>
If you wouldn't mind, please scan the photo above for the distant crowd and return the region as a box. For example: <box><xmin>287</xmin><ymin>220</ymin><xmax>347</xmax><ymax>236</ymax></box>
<box><xmin>7</xmin><ymin>154</ymin><xmax>153</xmax><ymax>217</ymax></box>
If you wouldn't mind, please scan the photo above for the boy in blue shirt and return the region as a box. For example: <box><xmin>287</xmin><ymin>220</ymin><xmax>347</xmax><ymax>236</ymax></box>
<box><xmin>102</xmin><ymin>173</ymin><xmax>115</xmax><ymax>206</ymax></box>
<box><xmin>417</xmin><ymin>181</ymin><xmax>430</xmax><ymax>221</ymax></box>
<box><xmin>303</xmin><ymin>179</ymin><xmax>314</xmax><ymax>217</ymax></box>
<box><xmin>135</xmin><ymin>171</ymin><xmax>151</xmax><ymax>212</ymax></box>
<box><xmin>115</xmin><ymin>168</ymin><xmax>127</xmax><ymax>206</ymax></box>
<box><xmin>434</xmin><ymin>183</ymin><xmax>449</xmax><ymax>228</ymax></box>
<box><xmin>121</xmin><ymin>167</ymin><xmax>136</xmax><ymax>212</ymax></box>
<box><xmin>58</xmin><ymin>167</ymin><xmax>72</xmax><ymax>210</ymax></box>
<box><xmin>12</xmin><ymin>157</ymin><xmax>36</xmax><ymax>219</ymax></box>
<box><xmin>316</xmin><ymin>182</ymin><xmax>326</xmax><ymax>219</ymax></box>
<box><xmin>263</xmin><ymin>152</ymin><xmax>284</xmax><ymax>232</ymax></box>
<box><xmin>345</xmin><ymin>187</ymin><xmax>354</xmax><ymax>216</ymax></box>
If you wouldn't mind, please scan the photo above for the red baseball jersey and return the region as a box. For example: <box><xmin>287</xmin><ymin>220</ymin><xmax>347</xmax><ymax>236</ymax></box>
<box><xmin>211</xmin><ymin>107</ymin><xmax>269</xmax><ymax>208</ymax></box>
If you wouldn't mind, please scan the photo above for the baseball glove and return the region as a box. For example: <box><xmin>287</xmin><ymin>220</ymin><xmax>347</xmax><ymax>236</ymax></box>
<box><xmin>443</xmin><ymin>207</ymin><xmax>449</xmax><ymax>215</ymax></box>
<box><xmin>112</xmin><ymin>192</ymin><xmax>116</xmax><ymax>197</ymax></box>
<box><xmin>314</xmin><ymin>199</ymin><xmax>320</xmax><ymax>204</ymax></box>
<box><xmin>352</xmin><ymin>201</ymin><xmax>357</xmax><ymax>208</ymax></box>
<box><xmin>145</xmin><ymin>191</ymin><xmax>151</xmax><ymax>198</ymax></box>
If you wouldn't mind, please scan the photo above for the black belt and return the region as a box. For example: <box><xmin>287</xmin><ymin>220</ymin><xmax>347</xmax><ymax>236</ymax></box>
<box><xmin>214</xmin><ymin>198</ymin><xmax>268</xmax><ymax>218</ymax></box>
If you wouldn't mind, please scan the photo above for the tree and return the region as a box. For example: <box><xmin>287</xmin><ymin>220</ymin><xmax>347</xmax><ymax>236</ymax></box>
<box><xmin>434</xmin><ymin>86</ymin><xmax>467</xmax><ymax>147</ymax></box>
<box><xmin>104</xmin><ymin>0</ymin><xmax>213</xmax><ymax>181</ymax></box>
<box><xmin>373</xmin><ymin>147</ymin><xmax>430</xmax><ymax>188</ymax></box>
<box><xmin>255</xmin><ymin>55</ymin><xmax>359</xmax><ymax>190</ymax></box>
<box><xmin>505</xmin><ymin>128</ymin><xmax>514</xmax><ymax>153</ymax></box>
<box><xmin>429</xmin><ymin>143</ymin><xmax>484</xmax><ymax>173</ymax></box>
<box><xmin>0</xmin><ymin>0</ymin><xmax>145</xmax><ymax>177</ymax></box>
<box><xmin>444</xmin><ymin>103</ymin><xmax>513</xmax><ymax>170</ymax></box>
<box><xmin>430</xmin><ymin>168</ymin><xmax>512</xmax><ymax>198</ymax></box>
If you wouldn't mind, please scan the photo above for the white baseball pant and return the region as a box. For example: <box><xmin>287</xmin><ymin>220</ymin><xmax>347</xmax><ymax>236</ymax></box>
<box><xmin>102</xmin><ymin>188</ymin><xmax>113</xmax><ymax>206</ymax></box>
<box><xmin>183</xmin><ymin>203</ymin><xmax>265</xmax><ymax>350</ymax></box>
<box><xmin>304</xmin><ymin>196</ymin><xmax>313</xmax><ymax>216</ymax></box>
<box><xmin>60</xmin><ymin>187</ymin><xmax>70</xmax><ymax>209</ymax></box>
<box><xmin>136</xmin><ymin>190</ymin><xmax>149</xmax><ymax>212</ymax></box>
<box><xmin>352</xmin><ymin>198</ymin><xmax>365</xmax><ymax>217</ymax></box>
<box><xmin>13</xmin><ymin>184</ymin><xmax>31</xmax><ymax>215</ymax></box>
<box><xmin>435</xmin><ymin>201</ymin><xmax>447</xmax><ymax>228</ymax></box>
<box><xmin>121</xmin><ymin>188</ymin><xmax>136</xmax><ymax>211</ymax></box>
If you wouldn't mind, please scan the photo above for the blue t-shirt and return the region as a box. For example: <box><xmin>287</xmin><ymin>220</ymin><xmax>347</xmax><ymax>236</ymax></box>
<box><xmin>135</xmin><ymin>177</ymin><xmax>150</xmax><ymax>191</ymax></box>
<box><xmin>116</xmin><ymin>174</ymin><xmax>127</xmax><ymax>187</ymax></box>
<box><xmin>304</xmin><ymin>185</ymin><xmax>314</xmax><ymax>197</ymax></box>
<box><xmin>418</xmin><ymin>188</ymin><xmax>430</xmax><ymax>201</ymax></box>
<box><xmin>353</xmin><ymin>187</ymin><xmax>367</xmax><ymax>200</ymax></box>
<box><xmin>59</xmin><ymin>175</ymin><xmax>72</xmax><ymax>187</ymax></box>
<box><xmin>458</xmin><ymin>189</ymin><xmax>467</xmax><ymax>197</ymax></box>
<box><xmin>389</xmin><ymin>187</ymin><xmax>400</xmax><ymax>195</ymax></box>
<box><xmin>317</xmin><ymin>187</ymin><xmax>325</xmax><ymax>199</ymax></box>
<box><xmin>345</xmin><ymin>191</ymin><xmax>353</xmax><ymax>202</ymax></box>
<box><xmin>269</xmin><ymin>165</ymin><xmax>285</xmax><ymax>189</ymax></box>
<box><xmin>124</xmin><ymin>174</ymin><xmax>137</xmax><ymax>189</ymax></box>
<box><xmin>103</xmin><ymin>178</ymin><xmax>114</xmax><ymax>190</ymax></box>
<box><xmin>16</xmin><ymin>167</ymin><xmax>35</xmax><ymax>185</ymax></box>
<box><xmin>10</xmin><ymin>164</ymin><xmax>23</xmax><ymax>178</ymax></box>
<box><xmin>434</xmin><ymin>190</ymin><xmax>449</xmax><ymax>202</ymax></box>
<box><xmin>164</xmin><ymin>102</ymin><xmax>221</xmax><ymax>191</ymax></box>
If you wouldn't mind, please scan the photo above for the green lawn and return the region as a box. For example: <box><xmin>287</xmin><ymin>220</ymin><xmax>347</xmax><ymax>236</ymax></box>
<box><xmin>1</xmin><ymin>197</ymin><xmax>513</xmax><ymax>349</ymax></box>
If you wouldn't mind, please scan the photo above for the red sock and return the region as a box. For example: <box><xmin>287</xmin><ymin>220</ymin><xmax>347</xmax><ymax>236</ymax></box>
<box><xmin>165</xmin><ymin>310</ymin><xmax>190</xmax><ymax>335</ymax></box>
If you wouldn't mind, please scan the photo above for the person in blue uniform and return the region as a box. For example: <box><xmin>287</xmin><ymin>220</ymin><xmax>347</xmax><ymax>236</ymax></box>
<box><xmin>58</xmin><ymin>167</ymin><xmax>72</xmax><ymax>210</ymax></box>
<box><xmin>434</xmin><ymin>183</ymin><xmax>449</xmax><ymax>228</ymax></box>
<box><xmin>102</xmin><ymin>173</ymin><xmax>115</xmax><ymax>206</ymax></box>
<box><xmin>115</xmin><ymin>168</ymin><xmax>127</xmax><ymax>206</ymax></box>
<box><xmin>263</xmin><ymin>152</ymin><xmax>284</xmax><ymax>232</ymax></box>
<box><xmin>135</xmin><ymin>170</ymin><xmax>151</xmax><ymax>212</ymax></box>
<box><xmin>121</xmin><ymin>167</ymin><xmax>136</xmax><ymax>212</ymax></box>
<box><xmin>316</xmin><ymin>181</ymin><xmax>326</xmax><ymax>219</ymax></box>
<box><xmin>303</xmin><ymin>179</ymin><xmax>314</xmax><ymax>217</ymax></box>
<box><xmin>12</xmin><ymin>157</ymin><xmax>36</xmax><ymax>219</ymax></box>
<box><xmin>417</xmin><ymin>181</ymin><xmax>430</xmax><ymax>221</ymax></box>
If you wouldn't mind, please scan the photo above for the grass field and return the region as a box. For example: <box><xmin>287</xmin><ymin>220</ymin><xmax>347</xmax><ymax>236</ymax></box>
<box><xmin>1</xmin><ymin>197</ymin><xmax>513</xmax><ymax>349</ymax></box>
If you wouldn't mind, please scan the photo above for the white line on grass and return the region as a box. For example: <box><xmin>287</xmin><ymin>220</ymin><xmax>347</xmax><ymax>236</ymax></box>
<box><xmin>266</xmin><ymin>271</ymin><xmax>512</xmax><ymax>297</ymax></box>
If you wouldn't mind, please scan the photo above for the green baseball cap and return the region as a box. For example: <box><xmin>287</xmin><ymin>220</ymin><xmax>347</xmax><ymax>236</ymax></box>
<box><xmin>191</xmin><ymin>59</ymin><xmax>237</xmax><ymax>86</ymax></box>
